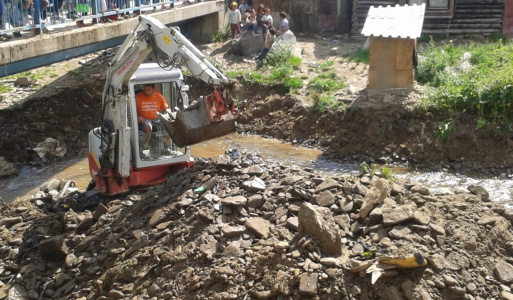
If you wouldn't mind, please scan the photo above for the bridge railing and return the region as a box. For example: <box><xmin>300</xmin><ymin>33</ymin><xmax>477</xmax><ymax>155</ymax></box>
<box><xmin>0</xmin><ymin>0</ymin><xmax>212</xmax><ymax>36</ymax></box>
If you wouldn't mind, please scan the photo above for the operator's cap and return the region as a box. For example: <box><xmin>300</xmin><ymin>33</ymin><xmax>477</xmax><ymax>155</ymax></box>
<box><xmin>230</xmin><ymin>1</ymin><xmax>237</xmax><ymax>7</ymax></box>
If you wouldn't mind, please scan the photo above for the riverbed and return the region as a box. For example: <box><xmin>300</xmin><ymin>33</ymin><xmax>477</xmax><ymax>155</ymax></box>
<box><xmin>1</xmin><ymin>134</ymin><xmax>512</xmax><ymax>206</ymax></box>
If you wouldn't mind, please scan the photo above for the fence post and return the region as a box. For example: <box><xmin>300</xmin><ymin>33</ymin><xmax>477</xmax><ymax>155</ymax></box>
<box><xmin>33</xmin><ymin>0</ymin><xmax>42</xmax><ymax>34</ymax></box>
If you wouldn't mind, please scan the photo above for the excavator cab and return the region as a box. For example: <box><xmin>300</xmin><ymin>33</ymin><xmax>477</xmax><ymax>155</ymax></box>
<box><xmin>129</xmin><ymin>64</ymin><xmax>190</xmax><ymax>168</ymax></box>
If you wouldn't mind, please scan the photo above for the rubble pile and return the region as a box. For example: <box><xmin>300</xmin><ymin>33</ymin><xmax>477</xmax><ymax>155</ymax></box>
<box><xmin>1</xmin><ymin>151</ymin><xmax>513</xmax><ymax>299</ymax></box>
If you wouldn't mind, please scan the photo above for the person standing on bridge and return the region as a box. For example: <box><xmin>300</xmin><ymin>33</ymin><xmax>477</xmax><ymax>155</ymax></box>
<box><xmin>227</xmin><ymin>2</ymin><xmax>241</xmax><ymax>39</ymax></box>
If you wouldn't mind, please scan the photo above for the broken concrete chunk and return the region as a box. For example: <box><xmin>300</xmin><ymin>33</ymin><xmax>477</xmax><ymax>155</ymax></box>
<box><xmin>298</xmin><ymin>202</ymin><xmax>342</xmax><ymax>256</ymax></box>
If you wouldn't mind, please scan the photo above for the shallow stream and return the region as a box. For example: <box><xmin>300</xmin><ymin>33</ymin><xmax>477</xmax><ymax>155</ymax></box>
<box><xmin>1</xmin><ymin>134</ymin><xmax>512</xmax><ymax>207</ymax></box>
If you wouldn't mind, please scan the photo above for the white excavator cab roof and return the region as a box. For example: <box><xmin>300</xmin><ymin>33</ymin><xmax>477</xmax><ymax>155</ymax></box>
<box><xmin>131</xmin><ymin>63</ymin><xmax>183</xmax><ymax>83</ymax></box>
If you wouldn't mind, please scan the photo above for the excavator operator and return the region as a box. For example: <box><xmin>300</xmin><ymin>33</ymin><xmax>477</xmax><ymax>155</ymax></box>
<box><xmin>136</xmin><ymin>83</ymin><xmax>169</xmax><ymax>150</ymax></box>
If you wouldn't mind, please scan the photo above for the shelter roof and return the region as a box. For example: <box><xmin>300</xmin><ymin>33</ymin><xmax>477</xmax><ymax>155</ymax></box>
<box><xmin>361</xmin><ymin>3</ymin><xmax>426</xmax><ymax>39</ymax></box>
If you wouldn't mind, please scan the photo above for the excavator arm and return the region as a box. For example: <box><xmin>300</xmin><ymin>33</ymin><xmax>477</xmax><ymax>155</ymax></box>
<box><xmin>97</xmin><ymin>15</ymin><xmax>237</xmax><ymax>178</ymax></box>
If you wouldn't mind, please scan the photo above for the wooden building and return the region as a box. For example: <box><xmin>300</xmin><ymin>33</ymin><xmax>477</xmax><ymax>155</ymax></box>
<box><xmin>352</xmin><ymin>0</ymin><xmax>506</xmax><ymax>37</ymax></box>
<box><xmin>362</xmin><ymin>4</ymin><xmax>425</xmax><ymax>90</ymax></box>
<box><xmin>249</xmin><ymin>0</ymin><xmax>509</xmax><ymax>37</ymax></box>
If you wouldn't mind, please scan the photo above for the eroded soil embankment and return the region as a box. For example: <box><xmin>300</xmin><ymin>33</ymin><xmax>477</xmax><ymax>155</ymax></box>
<box><xmin>234</xmin><ymin>82</ymin><xmax>513</xmax><ymax>175</ymax></box>
<box><xmin>1</xmin><ymin>78</ymin><xmax>512</xmax><ymax>175</ymax></box>
<box><xmin>0</xmin><ymin>86</ymin><xmax>103</xmax><ymax>166</ymax></box>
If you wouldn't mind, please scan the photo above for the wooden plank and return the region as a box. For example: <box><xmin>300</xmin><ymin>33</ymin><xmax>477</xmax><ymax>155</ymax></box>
<box><xmin>454</xmin><ymin>8</ymin><xmax>504</xmax><ymax>13</ymax></box>
<box><xmin>395</xmin><ymin>38</ymin><xmax>413</xmax><ymax>71</ymax></box>
<box><xmin>422</xmin><ymin>28</ymin><xmax>502</xmax><ymax>33</ymax></box>
<box><xmin>451</xmin><ymin>18</ymin><xmax>502</xmax><ymax>23</ymax></box>
<box><xmin>395</xmin><ymin>69</ymin><xmax>414</xmax><ymax>89</ymax></box>
<box><xmin>369</xmin><ymin>36</ymin><xmax>397</xmax><ymax>90</ymax></box>
<box><xmin>457</xmin><ymin>0</ymin><xmax>504</xmax><ymax>3</ymax></box>
<box><xmin>423</xmin><ymin>24</ymin><xmax>502</xmax><ymax>29</ymax></box>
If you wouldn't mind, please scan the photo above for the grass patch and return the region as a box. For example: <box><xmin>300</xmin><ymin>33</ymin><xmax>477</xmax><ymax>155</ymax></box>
<box><xmin>418</xmin><ymin>38</ymin><xmax>513</xmax><ymax>125</ymax></box>
<box><xmin>237</xmin><ymin>49</ymin><xmax>302</xmax><ymax>93</ymax></box>
<box><xmin>346</xmin><ymin>48</ymin><xmax>369</xmax><ymax>64</ymax></box>
<box><xmin>418</xmin><ymin>33</ymin><xmax>446</xmax><ymax>43</ymax></box>
<box><xmin>307</xmin><ymin>60</ymin><xmax>345</xmax><ymax>112</ymax></box>
<box><xmin>0</xmin><ymin>83</ymin><xmax>12</xmax><ymax>93</ymax></box>
<box><xmin>313</xmin><ymin>93</ymin><xmax>344</xmax><ymax>112</ymax></box>
<box><xmin>211</xmin><ymin>26</ymin><xmax>230</xmax><ymax>43</ymax></box>
<box><xmin>307</xmin><ymin>72</ymin><xmax>344</xmax><ymax>93</ymax></box>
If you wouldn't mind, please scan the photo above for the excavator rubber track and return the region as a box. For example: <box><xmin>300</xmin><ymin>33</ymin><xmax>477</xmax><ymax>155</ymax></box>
<box><xmin>157</xmin><ymin>98</ymin><xmax>236</xmax><ymax>148</ymax></box>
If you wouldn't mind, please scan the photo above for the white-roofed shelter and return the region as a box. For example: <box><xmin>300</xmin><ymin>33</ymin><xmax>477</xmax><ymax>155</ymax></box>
<box><xmin>362</xmin><ymin>4</ymin><xmax>426</xmax><ymax>90</ymax></box>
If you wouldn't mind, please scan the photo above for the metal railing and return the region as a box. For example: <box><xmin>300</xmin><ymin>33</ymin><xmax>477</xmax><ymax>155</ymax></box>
<box><xmin>0</xmin><ymin>0</ymin><xmax>207</xmax><ymax>36</ymax></box>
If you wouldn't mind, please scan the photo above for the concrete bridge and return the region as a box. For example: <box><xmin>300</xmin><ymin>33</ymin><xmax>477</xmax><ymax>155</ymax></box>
<box><xmin>0</xmin><ymin>0</ymin><xmax>225</xmax><ymax>77</ymax></box>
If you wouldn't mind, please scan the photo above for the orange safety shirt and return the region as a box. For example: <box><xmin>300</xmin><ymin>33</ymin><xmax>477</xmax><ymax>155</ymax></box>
<box><xmin>136</xmin><ymin>92</ymin><xmax>168</xmax><ymax>120</ymax></box>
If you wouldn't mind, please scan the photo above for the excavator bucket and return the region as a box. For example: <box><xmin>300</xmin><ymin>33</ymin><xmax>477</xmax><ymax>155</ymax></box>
<box><xmin>157</xmin><ymin>97</ymin><xmax>236</xmax><ymax>148</ymax></box>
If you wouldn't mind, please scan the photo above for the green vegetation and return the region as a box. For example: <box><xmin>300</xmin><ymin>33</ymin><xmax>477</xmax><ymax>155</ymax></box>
<box><xmin>476</xmin><ymin>118</ymin><xmax>486</xmax><ymax>129</ymax></box>
<box><xmin>0</xmin><ymin>83</ymin><xmax>12</xmax><ymax>93</ymax></box>
<box><xmin>307</xmin><ymin>71</ymin><xmax>344</xmax><ymax>93</ymax></box>
<box><xmin>380</xmin><ymin>167</ymin><xmax>397</xmax><ymax>182</ymax></box>
<box><xmin>211</xmin><ymin>26</ymin><xmax>231</xmax><ymax>43</ymax></box>
<box><xmin>231</xmin><ymin>49</ymin><xmax>303</xmax><ymax>94</ymax></box>
<box><xmin>6</xmin><ymin>70</ymin><xmax>43</xmax><ymax>82</ymax></box>
<box><xmin>313</xmin><ymin>94</ymin><xmax>344</xmax><ymax>112</ymax></box>
<box><xmin>345</xmin><ymin>48</ymin><xmax>369</xmax><ymax>64</ymax></box>
<box><xmin>319</xmin><ymin>60</ymin><xmax>334</xmax><ymax>72</ymax></box>
<box><xmin>434</xmin><ymin>120</ymin><xmax>455</xmax><ymax>142</ymax></box>
<box><xmin>358</xmin><ymin>162</ymin><xmax>377</xmax><ymax>176</ymax></box>
<box><xmin>358</xmin><ymin>162</ymin><xmax>397</xmax><ymax>182</ymax></box>
<box><xmin>305</xmin><ymin>59</ymin><xmax>345</xmax><ymax>113</ymax></box>
<box><xmin>417</xmin><ymin>33</ymin><xmax>446</xmax><ymax>43</ymax></box>
<box><xmin>418</xmin><ymin>39</ymin><xmax>513</xmax><ymax>126</ymax></box>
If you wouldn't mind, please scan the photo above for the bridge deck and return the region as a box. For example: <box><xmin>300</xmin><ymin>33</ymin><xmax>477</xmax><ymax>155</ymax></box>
<box><xmin>0</xmin><ymin>0</ymin><xmax>224</xmax><ymax>77</ymax></box>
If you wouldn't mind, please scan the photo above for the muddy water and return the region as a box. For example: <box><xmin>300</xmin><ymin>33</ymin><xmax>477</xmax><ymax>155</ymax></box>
<box><xmin>0</xmin><ymin>158</ymin><xmax>92</xmax><ymax>203</ymax></box>
<box><xmin>1</xmin><ymin>134</ymin><xmax>512</xmax><ymax>206</ymax></box>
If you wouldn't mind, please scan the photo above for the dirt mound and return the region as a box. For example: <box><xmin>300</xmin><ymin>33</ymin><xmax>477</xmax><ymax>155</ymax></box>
<box><xmin>1</xmin><ymin>152</ymin><xmax>513</xmax><ymax>299</ymax></box>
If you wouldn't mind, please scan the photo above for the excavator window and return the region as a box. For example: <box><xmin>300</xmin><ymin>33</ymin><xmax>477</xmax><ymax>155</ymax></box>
<box><xmin>133</xmin><ymin>82</ymin><xmax>186</xmax><ymax>161</ymax></box>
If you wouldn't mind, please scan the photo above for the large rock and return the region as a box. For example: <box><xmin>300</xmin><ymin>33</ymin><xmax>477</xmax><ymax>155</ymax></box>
<box><xmin>359</xmin><ymin>179</ymin><xmax>389</xmax><ymax>218</ymax></box>
<box><xmin>314</xmin><ymin>190</ymin><xmax>335</xmax><ymax>207</ymax></box>
<box><xmin>39</xmin><ymin>235</ymin><xmax>68</xmax><ymax>261</ymax></box>
<box><xmin>93</xmin><ymin>203</ymin><xmax>109</xmax><ymax>221</ymax></box>
<box><xmin>39</xmin><ymin>178</ymin><xmax>61</xmax><ymax>191</ymax></box>
<box><xmin>245</xmin><ymin>217</ymin><xmax>271</xmax><ymax>238</ymax></box>
<box><xmin>148</xmin><ymin>209</ymin><xmax>166</xmax><ymax>227</ymax></box>
<box><xmin>221</xmin><ymin>196</ymin><xmax>247</xmax><ymax>206</ymax></box>
<box><xmin>242</xmin><ymin>178</ymin><xmax>266</xmax><ymax>192</ymax></box>
<box><xmin>221</xmin><ymin>226</ymin><xmax>246</xmax><ymax>238</ymax></box>
<box><xmin>15</xmin><ymin>76</ymin><xmax>32</xmax><ymax>86</ymax></box>
<box><xmin>247</xmin><ymin>195</ymin><xmax>265</xmax><ymax>208</ymax></box>
<box><xmin>468</xmin><ymin>184</ymin><xmax>490</xmax><ymax>202</ymax></box>
<box><xmin>495</xmin><ymin>261</ymin><xmax>513</xmax><ymax>283</ymax></box>
<box><xmin>230</xmin><ymin>33</ymin><xmax>264</xmax><ymax>57</ymax></box>
<box><xmin>299</xmin><ymin>273</ymin><xmax>318</xmax><ymax>297</ymax></box>
<box><xmin>333</xmin><ymin>214</ymin><xmax>351</xmax><ymax>229</ymax></box>
<box><xmin>382</xmin><ymin>205</ymin><xmax>413</xmax><ymax>226</ymax></box>
<box><xmin>0</xmin><ymin>157</ymin><xmax>17</xmax><ymax>177</ymax></box>
<box><xmin>298</xmin><ymin>203</ymin><xmax>342</xmax><ymax>256</ymax></box>
<box><xmin>32</xmin><ymin>138</ymin><xmax>66</xmax><ymax>158</ymax></box>
<box><xmin>315</xmin><ymin>178</ymin><xmax>338</xmax><ymax>193</ymax></box>
<box><xmin>0</xmin><ymin>217</ymin><xmax>23</xmax><ymax>229</ymax></box>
